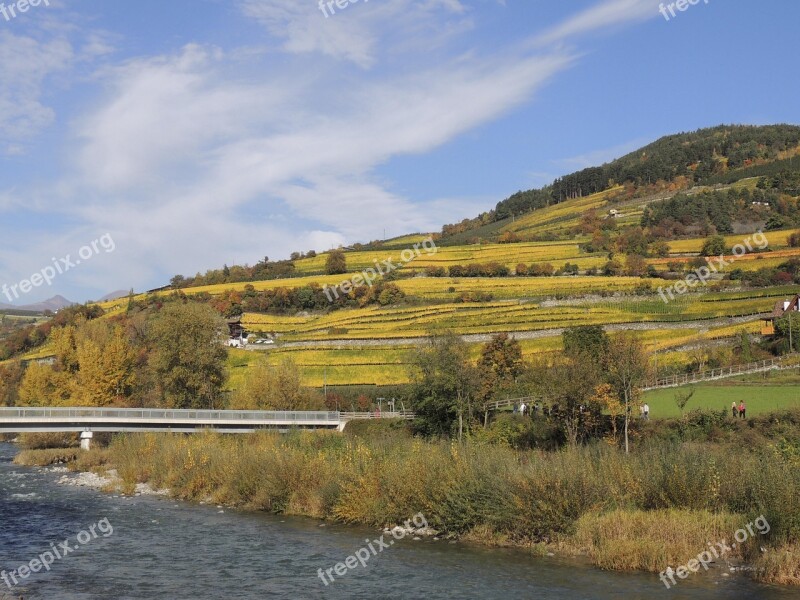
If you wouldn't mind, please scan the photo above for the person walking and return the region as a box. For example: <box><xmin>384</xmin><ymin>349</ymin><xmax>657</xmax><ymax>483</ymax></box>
<box><xmin>732</xmin><ymin>402</ymin><xmax>738</xmax><ymax>418</ymax></box>
<box><xmin>520</xmin><ymin>402</ymin><xmax>527</xmax><ymax>416</ymax></box>
<box><xmin>643</xmin><ymin>403</ymin><xmax>650</xmax><ymax>420</ymax></box>
<box><xmin>739</xmin><ymin>401</ymin><xmax>746</xmax><ymax>419</ymax></box>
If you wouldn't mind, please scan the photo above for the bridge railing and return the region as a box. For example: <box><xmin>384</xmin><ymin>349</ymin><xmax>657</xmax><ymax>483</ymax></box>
<box><xmin>485</xmin><ymin>396</ymin><xmax>538</xmax><ymax>412</ymax></box>
<box><xmin>340</xmin><ymin>411</ymin><xmax>415</xmax><ymax>420</ymax></box>
<box><xmin>645</xmin><ymin>356</ymin><xmax>794</xmax><ymax>390</ymax></box>
<box><xmin>0</xmin><ymin>407</ymin><xmax>341</xmax><ymax>422</ymax></box>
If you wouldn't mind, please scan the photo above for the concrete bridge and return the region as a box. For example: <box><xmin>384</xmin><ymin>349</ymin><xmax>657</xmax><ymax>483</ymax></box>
<box><xmin>0</xmin><ymin>407</ymin><xmax>414</xmax><ymax>435</ymax></box>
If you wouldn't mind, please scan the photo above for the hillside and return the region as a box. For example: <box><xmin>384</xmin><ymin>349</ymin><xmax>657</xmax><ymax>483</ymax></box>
<box><xmin>442</xmin><ymin>124</ymin><xmax>800</xmax><ymax>242</ymax></box>
<box><xmin>7</xmin><ymin>124</ymin><xmax>800</xmax><ymax>394</ymax></box>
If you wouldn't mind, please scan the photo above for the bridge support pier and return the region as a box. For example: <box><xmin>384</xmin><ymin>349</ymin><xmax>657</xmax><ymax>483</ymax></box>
<box><xmin>80</xmin><ymin>431</ymin><xmax>93</xmax><ymax>451</ymax></box>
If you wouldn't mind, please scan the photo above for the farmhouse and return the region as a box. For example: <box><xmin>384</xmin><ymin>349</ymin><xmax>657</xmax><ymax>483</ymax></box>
<box><xmin>762</xmin><ymin>293</ymin><xmax>800</xmax><ymax>335</ymax></box>
<box><xmin>20</xmin><ymin>355</ymin><xmax>56</xmax><ymax>367</ymax></box>
<box><xmin>226</xmin><ymin>316</ymin><xmax>248</xmax><ymax>347</ymax></box>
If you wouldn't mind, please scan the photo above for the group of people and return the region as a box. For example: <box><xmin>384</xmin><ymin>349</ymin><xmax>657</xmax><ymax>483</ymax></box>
<box><xmin>514</xmin><ymin>402</ymin><xmax>541</xmax><ymax>416</ymax></box>
<box><xmin>513</xmin><ymin>399</ymin><xmax>748</xmax><ymax>420</ymax></box>
<box><xmin>731</xmin><ymin>401</ymin><xmax>747</xmax><ymax>419</ymax></box>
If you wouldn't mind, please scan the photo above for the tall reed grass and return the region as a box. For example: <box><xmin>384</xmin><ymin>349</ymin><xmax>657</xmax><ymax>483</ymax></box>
<box><xmin>94</xmin><ymin>430</ymin><xmax>800</xmax><ymax>584</ymax></box>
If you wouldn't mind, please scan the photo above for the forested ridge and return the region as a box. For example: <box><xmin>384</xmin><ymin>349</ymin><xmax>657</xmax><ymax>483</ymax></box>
<box><xmin>443</xmin><ymin>124</ymin><xmax>800</xmax><ymax>238</ymax></box>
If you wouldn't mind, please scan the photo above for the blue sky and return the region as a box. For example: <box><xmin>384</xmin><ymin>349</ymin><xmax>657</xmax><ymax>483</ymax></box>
<box><xmin>1</xmin><ymin>0</ymin><xmax>798</xmax><ymax>303</ymax></box>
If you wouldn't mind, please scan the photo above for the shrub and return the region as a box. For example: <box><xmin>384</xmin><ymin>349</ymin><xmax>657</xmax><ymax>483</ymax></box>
<box><xmin>667</xmin><ymin>261</ymin><xmax>685</xmax><ymax>273</ymax></box>
<box><xmin>701</xmin><ymin>235</ymin><xmax>728</xmax><ymax>256</ymax></box>
<box><xmin>752</xmin><ymin>543</ymin><xmax>800</xmax><ymax>585</ymax></box>
<box><xmin>603</xmin><ymin>260</ymin><xmax>623</xmax><ymax>276</ymax></box>
<box><xmin>529</xmin><ymin>263</ymin><xmax>555</xmax><ymax>277</ymax></box>
<box><xmin>425</xmin><ymin>266</ymin><xmax>447</xmax><ymax>277</ymax></box>
<box><xmin>325</xmin><ymin>249</ymin><xmax>347</xmax><ymax>275</ymax></box>
<box><xmin>17</xmin><ymin>432</ymin><xmax>78</xmax><ymax>449</ymax></box>
<box><xmin>481</xmin><ymin>414</ymin><xmax>561</xmax><ymax>450</ymax></box>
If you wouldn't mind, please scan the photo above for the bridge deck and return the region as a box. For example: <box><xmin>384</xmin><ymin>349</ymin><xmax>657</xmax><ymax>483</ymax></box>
<box><xmin>0</xmin><ymin>408</ymin><xmax>414</xmax><ymax>434</ymax></box>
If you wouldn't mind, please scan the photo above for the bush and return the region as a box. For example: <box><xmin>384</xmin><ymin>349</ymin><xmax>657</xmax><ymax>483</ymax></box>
<box><xmin>603</xmin><ymin>260</ymin><xmax>623</xmax><ymax>276</ymax></box>
<box><xmin>667</xmin><ymin>261</ymin><xmax>685</xmax><ymax>273</ymax></box>
<box><xmin>344</xmin><ymin>419</ymin><xmax>412</xmax><ymax>440</ymax></box>
<box><xmin>753</xmin><ymin>543</ymin><xmax>800</xmax><ymax>585</ymax></box>
<box><xmin>17</xmin><ymin>432</ymin><xmax>78</xmax><ymax>449</ymax></box>
<box><xmin>529</xmin><ymin>263</ymin><xmax>555</xmax><ymax>277</ymax></box>
<box><xmin>425</xmin><ymin>266</ymin><xmax>447</xmax><ymax>277</ymax></box>
<box><xmin>14</xmin><ymin>448</ymin><xmax>80</xmax><ymax>466</ymax></box>
<box><xmin>701</xmin><ymin>235</ymin><xmax>728</xmax><ymax>256</ymax></box>
<box><xmin>325</xmin><ymin>249</ymin><xmax>347</xmax><ymax>275</ymax></box>
<box><xmin>479</xmin><ymin>414</ymin><xmax>561</xmax><ymax>450</ymax></box>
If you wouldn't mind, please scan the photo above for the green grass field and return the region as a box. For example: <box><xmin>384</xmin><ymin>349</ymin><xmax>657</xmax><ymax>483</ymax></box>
<box><xmin>643</xmin><ymin>375</ymin><xmax>800</xmax><ymax>418</ymax></box>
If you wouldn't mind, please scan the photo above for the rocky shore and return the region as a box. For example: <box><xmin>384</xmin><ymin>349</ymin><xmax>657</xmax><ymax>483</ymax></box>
<box><xmin>50</xmin><ymin>467</ymin><xmax>169</xmax><ymax>497</ymax></box>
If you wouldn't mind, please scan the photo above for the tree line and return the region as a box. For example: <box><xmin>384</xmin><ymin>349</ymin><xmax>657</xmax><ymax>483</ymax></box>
<box><xmin>409</xmin><ymin>327</ymin><xmax>650</xmax><ymax>452</ymax></box>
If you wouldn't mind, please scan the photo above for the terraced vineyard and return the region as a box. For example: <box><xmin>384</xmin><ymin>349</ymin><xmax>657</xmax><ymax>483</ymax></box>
<box><xmin>240</xmin><ymin>287</ymin><xmax>775</xmax><ymax>343</ymax></box>
<box><xmin>230</xmin><ymin>317</ymin><xmax>767</xmax><ymax>387</ymax></box>
<box><xmin>500</xmin><ymin>189</ymin><xmax>617</xmax><ymax>238</ymax></box>
<box><xmin>406</xmin><ymin>240</ymin><xmax>591</xmax><ymax>266</ymax></box>
<box><xmin>82</xmin><ymin>216</ymin><xmax>800</xmax><ymax>389</ymax></box>
<box><xmin>397</xmin><ymin>275</ymin><xmax>657</xmax><ymax>300</ymax></box>
<box><xmin>667</xmin><ymin>228</ymin><xmax>800</xmax><ymax>254</ymax></box>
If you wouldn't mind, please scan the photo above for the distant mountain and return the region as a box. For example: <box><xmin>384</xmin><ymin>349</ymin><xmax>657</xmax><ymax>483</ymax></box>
<box><xmin>97</xmin><ymin>290</ymin><xmax>130</xmax><ymax>302</ymax></box>
<box><xmin>0</xmin><ymin>301</ymin><xmax>13</xmax><ymax>310</ymax></box>
<box><xmin>16</xmin><ymin>295</ymin><xmax>76</xmax><ymax>313</ymax></box>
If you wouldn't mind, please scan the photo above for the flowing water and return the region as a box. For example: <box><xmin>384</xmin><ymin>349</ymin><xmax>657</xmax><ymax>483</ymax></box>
<box><xmin>0</xmin><ymin>443</ymin><xmax>796</xmax><ymax>600</ymax></box>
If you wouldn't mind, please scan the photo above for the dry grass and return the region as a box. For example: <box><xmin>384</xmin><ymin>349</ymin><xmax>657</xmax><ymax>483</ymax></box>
<box><xmin>753</xmin><ymin>543</ymin><xmax>800</xmax><ymax>585</ymax></box>
<box><xmin>17</xmin><ymin>432</ymin><xmax>78</xmax><ymax>449</ymax></box>
<box><xmin>14</xmin><ymin>447</ymin><xmax>79</xmax><ymax>466</ymax></box>
<box><xmin>571</xmin><ymin>509</ymin><xmax>747</xmax><ymax>571</ymax></box>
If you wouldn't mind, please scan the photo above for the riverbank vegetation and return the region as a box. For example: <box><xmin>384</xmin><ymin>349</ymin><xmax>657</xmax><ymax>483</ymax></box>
<box><xmin>16</xmin><ymin>409</ymin><xmax>800</xmax><ymax>585</ymax></box>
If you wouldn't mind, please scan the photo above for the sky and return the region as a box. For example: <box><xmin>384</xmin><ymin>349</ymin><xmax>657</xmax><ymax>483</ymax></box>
<box><xmin>0</xmin><ymin>0</ymin><xmax>798</xmax><ymax>304</ymax></box>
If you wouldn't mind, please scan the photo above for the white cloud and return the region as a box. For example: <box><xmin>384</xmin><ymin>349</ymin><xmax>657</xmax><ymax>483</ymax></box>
<box><xmin>535</xmin><ymin>0</ymin><xmax>662</xmax><ymax>46</ymax></box>
<box><xmin>0</xmin><ymin>30</ymin><xmax>73</xmax><ymax>153</ymax></box>
<box><xmin>0</xmin><ymin>2</ymin><xmax>115</xmax><ymax>156</ymax></box>
<box><xmin>55</xmin><ymin>40</ymin><xmax>573</xmax><ymax>291</ymax></box>
<box><xmin>238</xmin><ymin>0</ymin><xmax>470</xmax><ymax>68</ymax></box>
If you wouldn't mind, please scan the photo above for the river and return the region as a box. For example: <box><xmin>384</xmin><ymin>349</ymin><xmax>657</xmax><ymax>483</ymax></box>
<box><xmin>0</xmin><ymin>443</ymin><xmax>795</xmax><ymax>599</ymax></box>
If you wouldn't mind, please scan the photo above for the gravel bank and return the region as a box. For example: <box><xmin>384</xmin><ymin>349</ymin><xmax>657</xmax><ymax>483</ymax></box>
<box><xmin>54</xmin><ymin>469</ymin><xmax>169</xmax><ymax>497</ymax></box>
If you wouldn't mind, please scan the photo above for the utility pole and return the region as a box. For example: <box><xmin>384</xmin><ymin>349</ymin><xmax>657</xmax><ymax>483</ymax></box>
<box><xmin>654</xmin><ymin>351</ymin><xmax>658</xmax><ymax>385</ymax></box>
